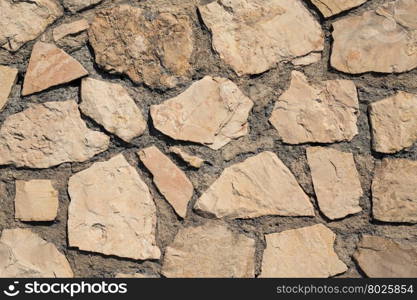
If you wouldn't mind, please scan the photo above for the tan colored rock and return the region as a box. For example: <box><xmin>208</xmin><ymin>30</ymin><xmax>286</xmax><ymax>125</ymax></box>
<box><xmin>68</xmin><ymin>154</ymin><xmax>160</xmax><ymax>260</ymax></box>
<box><xmin>53</xmin><ymin>19</ymin><xmax>89</xmax><ymax>41</ymax></box>
<box><xmin>260</xmin><ymin>224</ymin><xmax>347</xmax><ymax>277</ymax></box>
<box><xmin>372</xmin><ymin>158</ymin><xmax>417</xmax><ymax>223</ymax></box>
<box><xmin>307</xmin><ymin>147</ymin><xmax>363</xmax><ymax>220</ymax></box>
<box><xmin>369</xmin><ymin>91</ymin><xmax>417</xmax><ymax>153</ymax></box>
<box><xmin>89</xmin><ymin>5</ymin><xmax>193</xmax><ymax>88</ymax></box>
<box><xmin>331</xmin><ymin>0</ymin><xmax>417</xmax><ymax>74</ymax></box>
<box><xmin>80</xmin><ymin>78</ymin><xmax>146</xmax><ymax>142</ymax></box>
<box><xmin>162</xmin><ymin>222</ymin><xmax>255</xmax><ymax>277</ymax></box>
<box><xmin>15</xmin><ymin>180</ymin><xmax>58</xmax><ymax>221</ymax></box>
<box><xmin>138</xmin><ymin>146</ymin><xmax>193</xmax><ymax>218</ymax></box>
<box><xmin>221</xmin><ymin>136</ymin><xmax>274</xmax><ymax>161</ymax></box>
<box><xmin>311</xmin><ymin>0</ymin><xmax>367</xmax><ymax>18</ymax></box>
<box><xmin>63</xmin><ymin>0</ymin><xmax>102</xmax><ymax>12</ymax></box>
<box><xmin>169</xmin><ymin>146</ymin><xmax>204</xmax><ymax>168</ymax></box>
<box><xmin>292</xmin><ymin>52</ymin><xmax>322</xmax><ymax>66</ymax></box>
<box><xmin>195</xmin><ymin>151</ymin><xmax>314</xmax><ymax>219</ymax></box>
<box><xmin>0</xmin><ymin>65</ymin><xmax>18</xmax><ymax>111</ymax></box>
<box><xmin>269</xmin><ymin>71</ymin><xmax>359</xmax><ymax>144</ymax></box>
<box><xmin>0</xmin><ymin>100</ymin><xmax>109</xmax><ymax>168</ymax></box>
<box><xmin>0</xmin><ymin>228</ymin><xmax>73</xmax><ymax>277</ymax></box>
<box><xmin>115</xmin><ymin>273</ymin><xmax>159</xmax><ymax>278</ymax></box>
<box><xmin>151</xmin><ymin>76</ymin><xmax>253</xmax><ymax>150</ymax></box>
<box><xmin>199</xmin><ymin>0</ymin><xmax>324</xmax><ymax>75</ymax></box>
<box><xmin>0</xmin><ymin>0</ymin><xmax>63</xmax><ymax>51</ymax></box>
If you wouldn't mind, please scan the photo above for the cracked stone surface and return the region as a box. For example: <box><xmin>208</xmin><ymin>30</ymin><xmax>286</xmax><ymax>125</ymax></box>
<box><xmin>63</xmin><ymin>0</ymin><xmax>103</xmax><ymax>13</ymax></box>
<box><xmin>311</xmin><ymin>0</ymin><xmax>367</xmax><ymax>17</ymax></box>
<box><xmin>53</xmin><ymin>19</ymin><xmax>89</xmax><ymax>42</ymax></box>
<box><xmin>0</xmin><ymin>65</ymin><xmax>17</xmax><ymax>111</ymax></box>
<box><xmin>169</xmin><ymin>146</ymin><xmax>204</xmax><ymax>168</ymax></box>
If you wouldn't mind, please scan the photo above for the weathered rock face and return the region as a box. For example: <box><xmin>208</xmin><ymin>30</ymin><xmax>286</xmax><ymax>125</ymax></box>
<box><xmin>162</xmin><ymin>222</ymin><xmax>255</xmax><ymax>277</ymax></box>
<box><xmin>68</xmin><ymin>154</ymin><xmax>160</xmax><ymax>260</ymax></box>
<box><xmin>0</xmin><ymin>228</ymin><xmax>73</xmax><ymax>277</ymax></box>
<box><xmin>138</xmin><ymin>146</ymin><xmax>193</xmax><ymax>218</ymax></box>
<box><xmin>169</xmin><ymin>146</ymin><xmax>204</xmax><ymax>168</ymax></box>
<box><xmin>372</xmin><ymin>158</ymin><xmax>417</xmax><ymax>223</ymax></box>
<box><xmin>0</xmin><ymin>100</ymin><xmax>109</xmax><ymax>168</ymax></box>
<box><xmin>22</xmin><ymin>42</ymin><xmax>88</xmax><ymax>96</ymax></box>
<box><xmin>151</xmin><ymin>76</ymin><xmax>253</xmax><ymax>150</ymax></box>
<box><xmin>53</xmin><ymin>19</ymin><xmax>89</xmax><ymax>42</ymax></box>
<box><xmin>89</xmin><ymin>5</ymin><xmax>193</xmax><ymax>88</ymax></box>
<box><xmin>354</xmin><ymin>235</ymin><xmax>417</xmax><ymax>277</ymax></box>
<box><xmin>80</xmin><ymin>78</ymin><xmax>146</xmax><ymax>142</ymax></box>
<box><xmin>311</xmin><ymin>0</ymin><xmax>367</xmax><ymax>18</ymax></box>
<box><xmin>63</xmin><ymin>0</ymin><xmax>102</xmax><ymax>12</ymax></box>
<box><xmin>260</xmin><ymin>224</ymin><xmax>347</xmax><ymax>277</ymax></box>
<box><xmin>0</xmin><ymin>0</ymin><xmax>63</xmax><ymax>51</ymax></box>
<box><xmin>331</xmin><ymin>0</ymin><xmax>417</xmax><ymax>74</ymax></box>
<box><xmin>369</xmin><ymin>91</ymin><xmax>417</xmax><ymax>153</ymax></box>
<box><xmin>195</xmin><ymin>152</ymin><xmax>314</xmax><ymax>219</ymax></box>
<box><xmin>199</xmin><ymin>0</ymin><xmax>324</xmax><ymax>75</ymax></box>
<box><xmin>307</xmin><ymin>147</ymin><xmax>363</xmax><ymax>220</ymax></box>
<box><xmin>0</xmin><ymin>65</ymin><xmax>17</xmax><ymax>111</ymax></box>
<box><xmin>269</xmin><ymin>71</ymin><xmax>359</xmax><ymax>144</ymax></box>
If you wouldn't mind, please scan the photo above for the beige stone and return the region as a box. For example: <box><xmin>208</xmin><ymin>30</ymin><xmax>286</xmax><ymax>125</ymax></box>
<box><xmin>311</xmin><ymin>0</ymin><xmax>367</xmax><ymax>18</ymax></box>
<box><xmin>138</xmin><ymin>146</ymin><xmax>193</xmax><ymax>218</ymax></box>
<box><xmin>292</xmin><ymin>52</ymin><xmax>322</xmax><ymax>66</ymax></box>
<box><xmin>372</xmin><ymin>158</ymin><xmax>417</xmax><ymax>223</ymax></box>
<box><xmin>0</xmin><ymin>65</ymin><xmax>18</xmax><ymax>111</ymax></box>
<box><xmin>221</xmin><ymin>136</ymin><xmax>274</xmax><ymax>161</ymax></box>
<box><xmin>151</xmin><ymin>76</ymin><xmax>253</xmax><ymax>150</ymax></box>
<box><xmin>195</xmin><ymin>152</ymin><xmax>314</xmax><ymax>219</ymax></box>
<box><xmin>269</xmin><ymin>71</ymin><xmax>359</xmax><ymax>144</ymax></box>
<box><xmin>80</xmin><ymin>77</ymin><xmax>146</xmax><ymax>142</ymax></box>
<box><xmin>15</xmin><ymin>180</ymin><xmax>58</xmax><ymax>221</ymax></box>
<box><xmin>89</xmin><ymin>5</ymin><xmax>193</xmax><ymax>88</ymax></box>
<box><xmin>162</xmin><ymin>222</ymin><xmax>255</xmax><ymax>278</ymax></box>
<box><xmin>260</xmin><ymin>224</ymin><xmax>347</xmax><ymax>277</ymax></box>
<box><xmin>0</xmin><ymin>228</ymin><xmax>73</xmax><ymax>277</ymax></box>
<box><xmin>307</xmin><ymin>147</ymin><xmax>363</xmax><ymax>220</ymax></box>
<box><xmin>169</xmin><ymin>146</ymin><xmax>204</xmax><ymax>168</ymax></box>
<box><xmin>369</xmin><ymin>91</ymin><xmax>417</xmax><ymax>153</ymax></box>
<box><xmin>68</xmin><ymin>154</ymin><xmax>160</xmax><ymax>260</ymax></box>
<box><xmin>53</xmin><ymin>19</ymin><xmax>89</xmax><ymax>41</ymax></box>
<box><xmin>63</xmin><ymin>0</ymin><xmax>102</xmax><ymax>12</ymax></box>
<box><xmin>199</xmin><ymin>0</ymin><xmax>324</xmax><ymax>75</ymax></box>
<box><xmin>354</xmin><ymin>235</ymin><xmax>417</xmax><ymax>277</ymax></box>
<box><xmin>115</xmin><ymin>273</ymin><xmax>159</xmax><ymax>278</ymax></box>
<box><xmin>331</xmin><ymin>0</ymin><xmax>417</xmax><ymax>74</ymax></box>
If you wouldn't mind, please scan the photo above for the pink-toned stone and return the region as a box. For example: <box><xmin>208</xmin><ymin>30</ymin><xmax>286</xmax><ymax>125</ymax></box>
<box><xmin>53</xmin><ymin>19</ymin><xmax>89</xmax><ymax>41</ymax></box>
<box><xmin>169</xmin><ymin>146</ymin><xmax>204</xmax><ymax>168</ymax></box>
<box><xmin>0</xmin><ymin>65</ymin><xmax>18</xmax><ymax>111</ymax></box>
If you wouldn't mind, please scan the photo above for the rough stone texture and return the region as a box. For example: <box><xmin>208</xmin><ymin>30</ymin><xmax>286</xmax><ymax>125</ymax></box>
<box><xmin>68</xmin><ymin>154</ymin><xmax>160</xmax><ymax>260</ymax></box>
<box><xmin>0</xmin><ymin>65</ymin><xmax>17</xmax><ymax>111</ymax></box>
<box><xmin>0</xmin><ymin>100</ymin><xmax>109</xmax><ymax>168</ymax></box>
<box><xmin>306</xmin><ymin>147</ymin><xmax>363</xmax><ymax>220</ymax></box>
<box><xmin>221</xmin><ymin>136</ymin><xmax>274</xmax><ymax>161</ymax></box>
<box><xmin>260</xmin><ymin>224</ymin><xmax>347</xmax><ymax>277</ymax></box>
<box><xmin>138</xmin><ymin>146</ymin><xmax>193</xmax><ymax>218</ymax></box>
<box><xmin>151</xmin><ymin>76</ymin><xmax>254</xmax><ymax>150</ymax></box>
<box><xmin>372</xmin><ymin>158</ymin><xmax>417</xmax><ymax>223</ymax></box>
<box><xmin>369</xmin><ymin>91</ymin><xmax>417</xmax><ymax>153</ymax></box>
<box><xmin>269</xmin><ymin>71</ymin><xmax>359</xmax><ymax>144</ymax></box>
<box><xmin>199</xmin><ymin>0</ymin><xmax>324</xmax><ymax>75</ymax></box>
<box><xmin>169</xmin><ymin>146</ymin><xmax>204</xmax><ymax>168</ymax></box>
<box><xmin>195</xmin><ymin>152</ymin><xmax>314</xmax><ymax>219</ymax></box>
<box><xmin>14</xmin><ymin>180</ymin><xmax>59</xmax><ymax>221</ymax></box>
<box><xmin>162</xmin><ymin>222</ymin><xmax>255</xmax><ymax>278</ymax></box>
<box><xmin>292</xmin><ymin>52</ymin><xmax>322</xmax><ymax>66</ymax></box>
<box><xmin>80</xmin><ymin>77</ymin><xmax>146</xmax><ymax>142</ymax></box>
<box><xmin>0</xmin><ymin>228</ymin><xmax>73</xmax><ymax>277</ymax></box>
<box><xmin>311</xmin><ymin>0</ymin><xmax>367</xmax><ymax>17</ymax></box>
<box><xmin>53</xmin><ymin>19</ymin><xmax>89</xmax><ymax>41</ymax></box>
<box><xmin>63</xmin><ymin>0</ymin><xmax>102</xmax><ymax>13</ymax></box>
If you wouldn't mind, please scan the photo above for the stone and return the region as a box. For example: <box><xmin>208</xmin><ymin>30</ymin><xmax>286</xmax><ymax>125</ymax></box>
<box><xmin>372</xmin><ymin>158</ymin><xmax>417</xmax><ymax>223</ymax></box>
<box><xmin>260</xmin><ymin>224</ymin><xmax>347</xmax><ymax>277</ymax></box>
<box><xmin>292</xmin><ymin>52</ymin><xmax>322</xmax><ymax>66</ymax></box>
<box><xmin>0</xmin><ymin>100</ymin><xmax>109</xmax><ymax>168</ymax></box>
<box><xmin>80</xmin><ymin>77</ymin><xmax>146</xmax><ymax>142</ymax></box>
<box><xmin>199</xmin><ymin>0</ymin><xmax>324</xmax><ymax>75</ymax></box>
<box><xmin>0</xmin><ymin>228</ymin><xmax>73</xmax><ymax>277</ymax></box>
<box><xmin>369</xmin><ymin>91</ymin><xmax>417</xmax><ymax>153</ymax></box>
<box><xmin>331</xmin><ymin>0</ymin><xmax>417</xmax><ymax>74</ymax></box>
<box><xmin>14</xmin><ymin>180</ymin><xmax>59</xmax><ymax>221</ymax></box>
<box><xmin>63</xmin><ymin>0</ymin><xmax>102</xmax><ymax>12</ymax></box>
<box><xmin>151</xmin><ymin>76</ymin><xmax>253</xmax><ymax>150</ymax></box>
<box><xmin>68</xmin><ymin>154</ymin><xmax>160</xmax><ymax>260</ymax></box>
<box><xmin>221</xmin><ymin>136</ymin><xmax>274</xmax><ymax>161</ymax></box>
<box><xmin>195</xmin><ymin>151</ymin><xmax>314</xmax><ymax>219</ymax></box>
<box><xmin>306</xmin><ymin>147</ymin><xmax>363</xmax><ymax>220</ymax></box>
<box><xmin>0</xmin><ymin>0</ymin><xmax>63</xmax><ymax>51</ymax></box>
<box><xmin>162</xmin><ymin>222</ymin><xmax>255</xmax><ymax>277</ymax></box>
<box><xmin>115</xmin><ymin>273</ymin><xmax>159</xmax><ymax>278</ymax></box>
<box><xmin>22</xmin><ymin>42</ymin><xmax>88</xmax><ymax>96</ymax></box>
<box><xmin>89</xmin><ymin>5</ymin><xmax>193</xmax><ymax>88</ymax></box>
<box><xmin>138</xmin><ymin>146</ymin><xmax>193</xmax><ymax>218</ymax></box>
<box><xmin>0</xmin><ymin>65</ymin><xmax>18</xmax><ymax>111</ymax></box>
<box><xmin>311</xmin><ymin>0</ymin><xmax>367</xmax><ymax>18</ymax></box>
<box><xmin>269</xmin><ymin>71</ymin><xmax>359</xmax><ymax>144</ymax></box>
<box><xmin>53</xmin><ymin>19</ymin><xmax>89</xmax><ymax>41</ymax></box>
<box><xmin>169</xmin><ymin>146</ymin><xmax>204</xmax><ymax>168</ymax></box>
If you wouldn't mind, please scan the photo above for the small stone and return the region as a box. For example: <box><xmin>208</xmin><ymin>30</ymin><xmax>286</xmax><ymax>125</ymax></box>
<box><xmin>311</xmin><ymin>0</ymin><xmax>367</xmax><ymax>18</ymax></box>
<box><xmin>151</xmin><ymin>76</ymin><xmax>253</xmax><ymax>150</ymax></box>
<box><xmin>169</xmin><ymin>146</ymin><xmax>204</xmax><ymax>168</ymax></box>
<box><xmin>63</xmin><ymin>0</ymin><xmax>102</xmax><ymax>13</ymax></box>
<box><xmin>68</xmin><ymin>154</ymin><xmax>160</xmax><ymax>260</ymax></box>
<box><xmin>0</xmin><ymin>65</ymin><xmax>18</xmax><ymax>111</ymax></box>
<box><xmin>369</xmin><ymin>91</ymin><xmax>417</xmax><ymax>153</ymax></box>
<box><xmin>260</xmin><ymin>224</ymin><xmax>347</xmax><ymax>277</ymax></box>
<box><xmin>53</xmin><ymin>19</ymin><xmax>89</xmax><ymax>41</ymax></box>
<box><xmin>115</xmin><ymin>273</ymin><xmax>159</xmax><ymax>278</ymax></box>
<box><xmin>0</xmin><ymin>228</ymin><xmax>73</xmax><ymax>277</ymax></box>
<box><xmin>269</xmin><ymin>71</ymin><xmax>359</xmax><ymax>144</ymax></box>
<box><xmin>80</xmin><ymin>77</ymin><xmax>146</xmax><ymax>142</ymax></box>
<box><xmin>195</xmin><ymin>152</ymin><xmax>314</xmax><ymax>219</ymax></box>
<box><xmin>14</xmin><ymin>180</ymin><xmax>59</xmax><ymax>222</ymax></box>
<box><xmin>292</xmin><ymin>52</ymin><xmax>322</xmax><ymax>66</ymax></box>
<box><xmin>138</xmin><ymin>146</ymin><xmax>193</xmax><ymax>218</ymax></box>
<box><xmin>162</xmin><ymin>222</ymin><xmax>255</xmax><ymax>277</ymax></box>
<box><xmin>221</xmin><ymin>136</ymin><xmax>274</xmax><ymax>161</ymax></box>
<box><xmin>307</xmin><ymin>147</ymin><xmax>363</xmax><ymax>220</ymax></box>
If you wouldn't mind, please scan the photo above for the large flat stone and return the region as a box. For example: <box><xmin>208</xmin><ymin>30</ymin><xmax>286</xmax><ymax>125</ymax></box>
<box><xmin>0</xmin><ymin>65</ymin><xmax>18</xmax><ymax>111</ymax></box>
